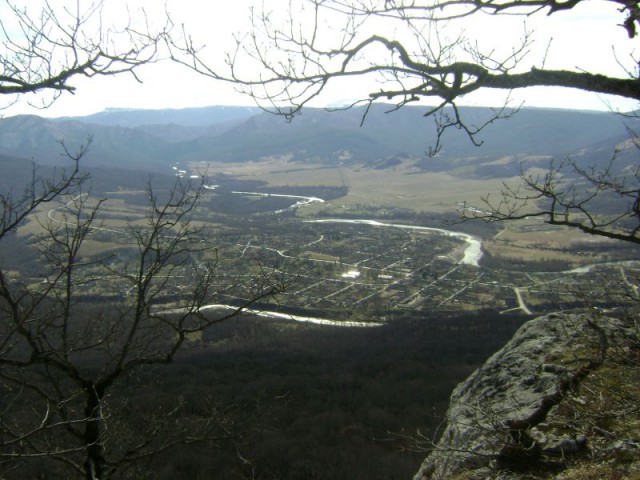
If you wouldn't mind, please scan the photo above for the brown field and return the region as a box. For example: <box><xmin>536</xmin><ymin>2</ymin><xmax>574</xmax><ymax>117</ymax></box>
<box><xmin>485</xmin><ymin>219</ymin><xmax>620</xmax><ymax>264</ymax></box>
<box><xmin>190</xmin><ymin>158</ymin><xmax>516</xmax><ymax>214</ymax></box>
<box><xmin>484</xmin><ymin>242</ymin><xmax>585</xmax><ymax>264</ymax></box>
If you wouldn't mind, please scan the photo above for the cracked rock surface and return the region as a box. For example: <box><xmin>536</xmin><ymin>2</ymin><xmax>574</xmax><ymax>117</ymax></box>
<box><xmin>414</xmin><ymin>312</ymin><xmax>639</xmax><ymax>480</ymax></box>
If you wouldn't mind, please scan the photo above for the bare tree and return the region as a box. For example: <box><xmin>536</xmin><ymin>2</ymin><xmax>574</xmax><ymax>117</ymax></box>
<box><xmin>0</xmin><ymin>2</ymin><xmax>285</xmax><ymax>477</ymax></box>
<box><xmin>461</xmin><ymin>141</ymin><xmax>640</xmax><ymax>244</ymax></box>
<box><xmin>0</xmin><ymin>163</ymin><xmax>284</xmax><ymax>478</ymax></box>
<box><xmin>0</xmin><ymin>0</ymin><xmax>170</xmax><ymax>110</ymax></box>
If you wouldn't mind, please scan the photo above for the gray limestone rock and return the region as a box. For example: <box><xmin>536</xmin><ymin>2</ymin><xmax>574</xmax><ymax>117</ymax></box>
<box><xmin>413</xmin><ymin>312</ymin><xmax>635</xmax><ymax>480</ymax></box>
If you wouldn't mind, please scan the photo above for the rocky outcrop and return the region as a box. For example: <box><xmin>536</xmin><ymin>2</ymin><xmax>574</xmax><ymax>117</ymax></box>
<box><xmin>414</xmin><ymin>312</ymin><xmax>640</xmax><ymax>480</ymax></box>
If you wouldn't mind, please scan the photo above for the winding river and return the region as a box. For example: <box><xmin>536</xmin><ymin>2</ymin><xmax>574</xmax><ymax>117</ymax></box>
<box><xmin>191</xmin><ymin>209</ymin><xmax>483</xmax><ymax>327</ymax></box>
<box><xmin>306</xmin><ymin>218</ymin><xmax>483</xmax><ymax>267</ymax></box>
<box><xmin>57</xmin><ymin>185</ymin><xmax>483</xmax><ymax>327</ymax></box>
<box><xmin>196</xmin><ymin>187</ymin><xmax>484</xmax><ymax>326</ymax></box>
<box><xmin>171</xmin><ymin>305</ymin><xmax>383</xmax><ymax>328</ymax></box>
<box><xmin>203</xmin><ymin>185</ymin><xmax>483</xmax><ymax>265</ymax></box>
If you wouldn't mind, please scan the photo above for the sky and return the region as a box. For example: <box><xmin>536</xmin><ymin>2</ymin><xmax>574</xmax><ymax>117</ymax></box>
<box><xmin>1</xmin><ymin>0</ymin><xmax>638</xmax><ymax>118</ymax></box>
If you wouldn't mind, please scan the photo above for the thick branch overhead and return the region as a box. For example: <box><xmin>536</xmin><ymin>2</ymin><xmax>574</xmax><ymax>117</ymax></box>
<box><xmin>170</xmin><ymin>0</ymin><xmax>640</xmax><ymax>149</ymax></box>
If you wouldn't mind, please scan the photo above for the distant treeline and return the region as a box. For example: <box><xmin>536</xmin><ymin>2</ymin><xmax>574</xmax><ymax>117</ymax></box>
<box><xmin>257</xmin><ymin>185</ymin><xmax>348</xmax><ymax>201</ymax></box>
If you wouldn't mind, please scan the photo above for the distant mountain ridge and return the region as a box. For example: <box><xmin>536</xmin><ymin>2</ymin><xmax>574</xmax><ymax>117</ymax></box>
<box><xmin>0</xmin><ymin>105</ymin><xmax>637</xmax><ymax>175</ymax></box>
<box><xmin>52</xmin><ymin>105</ymin><xmax>260</xmax><ymax>127</ymax></box>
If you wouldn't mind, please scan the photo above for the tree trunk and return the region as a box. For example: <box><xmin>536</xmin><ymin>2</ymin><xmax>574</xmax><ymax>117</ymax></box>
<box><xmin>83</xmin><ymin>386</ymin><xmax>107</xmax><ymax>480</ymax></box>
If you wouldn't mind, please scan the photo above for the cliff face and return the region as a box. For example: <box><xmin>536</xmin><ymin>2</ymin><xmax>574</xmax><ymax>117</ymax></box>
<box><xmin>414</xmin><ymin>312</ymin><xmax>640</xmax><ymax>480</ymax></box>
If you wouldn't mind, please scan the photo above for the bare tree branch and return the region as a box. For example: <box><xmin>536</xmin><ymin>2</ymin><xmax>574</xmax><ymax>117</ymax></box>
<box><xmin>0</xmin><ymin>0</ymin><xmax>170</xmax><ymax>109</ymax></box>
<box><xmin>169</xmin><ymin>0</ymin><xmax>640</xmax><ymax>151</ymax></box>
<box><xmin>461</xmin><ymin>143</ymin><xmax>640</xmax><ymax>244</ymax></box>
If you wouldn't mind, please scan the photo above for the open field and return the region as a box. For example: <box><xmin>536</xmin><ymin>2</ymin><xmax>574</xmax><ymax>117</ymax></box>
<box><xmin>484</xmin><ymin>219</ymin><xmax>626</xmax><ymax>264</ymax></box>
<box><xmin>189</xmin><ymin>158</ymin><xmax>517</xmax><ymax>214</ymax></box>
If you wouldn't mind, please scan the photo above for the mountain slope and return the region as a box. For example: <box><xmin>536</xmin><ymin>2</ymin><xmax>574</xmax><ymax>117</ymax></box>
<box><xmin>0</xmin><ymin>115</ymin><xmax>169</xmax><ymax>170</ymax></box>
<box><xmin>1</xmin><ymin>105</ymin><xmax>637</xmax><ymax>173</ymax></box>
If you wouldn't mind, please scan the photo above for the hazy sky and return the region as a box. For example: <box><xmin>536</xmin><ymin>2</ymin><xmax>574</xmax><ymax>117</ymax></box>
<box><xmin>2</xmin><ymin>0</ymin><xmax>638</xmax><ymax>117</ymax></box>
